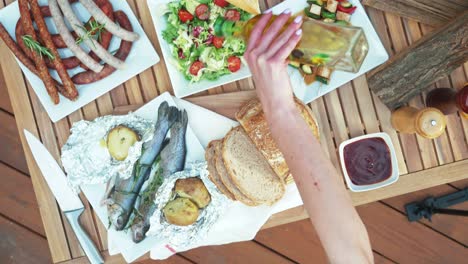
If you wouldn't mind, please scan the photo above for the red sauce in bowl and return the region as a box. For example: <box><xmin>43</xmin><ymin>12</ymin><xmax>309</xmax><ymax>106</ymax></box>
<box><xmin>343</xmin><ymin>138</ymin><xmax>392</xmax><ymax>186</ymax></box>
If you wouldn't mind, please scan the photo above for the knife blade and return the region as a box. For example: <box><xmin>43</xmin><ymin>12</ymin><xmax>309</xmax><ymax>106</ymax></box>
<box><xmin>24</xmin><ymin>129</ymin><xmax>104</xmax><ymax>264</ymax></box>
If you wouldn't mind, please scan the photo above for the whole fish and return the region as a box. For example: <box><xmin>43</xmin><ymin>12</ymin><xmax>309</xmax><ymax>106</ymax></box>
<box><xmin>131</xmin><ymin>110</ymin><xmax>188</xmax><ymax>242</ymax></box>
<box><xmin>103</xmin><ymin>102</ymin><xmax>178</xmax><ymax>230</ymax></box>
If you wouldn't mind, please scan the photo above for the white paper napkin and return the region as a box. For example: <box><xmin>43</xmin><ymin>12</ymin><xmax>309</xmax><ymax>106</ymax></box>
<box><xmin>107</xmin><ymin>96</ymin><xmax>305</xmax><ymax>262</ymax></box>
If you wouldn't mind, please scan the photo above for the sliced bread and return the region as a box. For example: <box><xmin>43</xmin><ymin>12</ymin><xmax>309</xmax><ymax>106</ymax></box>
<box><xmin>213</xmin><ymin>141</ymin><xmax>258</xmax><ymax>206</ymax></box>
<box><xmin>222</xmin><ymin>127</ymin><xmax>285</xmax><ymax>205</ymax></box>
<box><xmin>236</xmin><ymin>98</ymin><xmax>320</xmax><ymax>182</ymax></box>
<box><xmin>205</xmin><ymin>141</ymin><xmax>236</xmax><ymax>200</ymax></box>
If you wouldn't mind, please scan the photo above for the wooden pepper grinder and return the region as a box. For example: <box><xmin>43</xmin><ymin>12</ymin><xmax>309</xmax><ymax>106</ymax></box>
<box><xmin>426</xmin><ymin>83</ymin><xmax>468</xmax><ymax>118</ymax></box>
<box><xmin>391</xmin><ymin>106</ymin><xmax>447</xmax><ymax>139</ymax></box>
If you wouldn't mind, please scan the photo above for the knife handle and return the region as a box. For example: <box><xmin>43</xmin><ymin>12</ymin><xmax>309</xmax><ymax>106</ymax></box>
<box><xmin>65</xmin><ymin>208</ymin><xmax>104</xmax><ymax>264</ymax></box>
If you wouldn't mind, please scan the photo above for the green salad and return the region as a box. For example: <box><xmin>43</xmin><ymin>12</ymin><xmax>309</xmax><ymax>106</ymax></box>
<box><xmin>162</xmin><ymin>0</ymin><xmax>251</xmax><ymax>82</ymax></box>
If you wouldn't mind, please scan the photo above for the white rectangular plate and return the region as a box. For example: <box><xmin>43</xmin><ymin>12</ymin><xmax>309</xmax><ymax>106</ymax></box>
<box><xmin>147</xmin><ymin>0</ymin><xmax>252</xmax><ymax>99</ymax></box>
<box><xmin>277</xmin><ymin>0</ymin><xmax>389</xmax><ymax>103</ymax></box>
<box><xmin>80</xmin><ymin>92</ymin><xmax>206</xmax><ymax>263</ymax></box>
<box><xmin>148</xmin><ymin>0</ymin><xmax>388</xmax><ymax>103</ymax></box>
<box><xmin>0</xmin><ymin>0</ymin><xmax>160</xmax><ymax>122</ymax></box>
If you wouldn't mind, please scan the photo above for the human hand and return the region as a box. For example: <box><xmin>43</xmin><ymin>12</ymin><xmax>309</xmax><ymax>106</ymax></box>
<box><xmin>244</xmin><ymin>9</ymin><xmax>303</xmax><ymax>114</ymax></box>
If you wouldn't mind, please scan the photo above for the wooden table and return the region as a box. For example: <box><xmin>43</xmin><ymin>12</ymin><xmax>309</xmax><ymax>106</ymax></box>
<box><xmin>1</xmin><ymin>0</ymin><xmax>467</xmax><ymax>263</ymax></box>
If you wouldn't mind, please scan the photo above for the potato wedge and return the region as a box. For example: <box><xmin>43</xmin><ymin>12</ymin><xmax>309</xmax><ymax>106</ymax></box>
<box><xmin>175</xmin><ymin>178</ymin><xmax>211</xmax><ymax>208</ymax></box>
<box><xmin>107</xmin><ymin>125</ymin><xmax>140</xmax><ymax>161</ymax></box>
<box><xmin>163</xmin><ymin>197</ymin><xmax>199</xmax><ymax>226</ymax></box>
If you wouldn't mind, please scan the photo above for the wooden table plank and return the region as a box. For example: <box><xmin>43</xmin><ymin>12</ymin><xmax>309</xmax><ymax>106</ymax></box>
<box><xmin>0</xmin><ymin>64</ymin><xmax>13</xmax><ymax>113</ymax></box>
<box><xmin>384</xmin><ymin>12</ymin><xmax>424</xmax><ymax>173</ymax></box>
<box><xmin>59</xmin><ymin>252</ymin><xmax>192</xmax><ymax>264</ymax></box>
<box><xmin>26</xmin><ymin>83</ymin><xmax>88</xmax><ymax>258</ymax></box>
<box><xmin>383</xmin><ymin>184</ymin><xmax>468</xmax><ymax>246</ymax></box>
<box><xmin>358</xmin><ymin>202</ymin><xmax>468</xmax><ymax>264</ymax></box>
<box><xmin>365</xmin><ymin>7</ymin><xmax>408</xmax><ymax>174</ymax></box>
<box><xmin>403</xmin><ymin>19</ymin><xmax>439</xmax><ymax>169</ymax></box>
<box><xmin>0</xmin><ymin>215</ymin><xmax>51</xmax><ymax>263</ymax></box>
<box><xmin>339</xmin><ymin>82</ymin><xmax>364</xmax><ymax>138</ymax></box>
<box><xmin>181</xmin><ymin>241</ymin><xmax>294</xmax><ymax>264</ymax></box>
<box><xmin>352</xmin><ymin>76</ymin><xmax>380</xmax><ymax>134</ymax></box>
<box><xmin>362</xmin><ymin>0</ymin><xmax>468</xmax><ymax>26</ymax></box>
<box><xmin>0</xmin><ymin>37</ymin><xmax>71</xmax><ymax>261</ymax></box>
<box><xmin>110</xmin><ymin>85</ymin><xmax>129</xmax><ymax>107</ymax></box>
<box><xmin>0</xmin><ymin>110</ymin><xmax>29</xmax><ymax>174</ymax></box>
<box><xmin>309</xmin><ymin>98</ymin><xmax>340</xmax><ymax>169</ymax></box>
<box><xmin>324</xmin><ymin>90</ymin><xmax>349</xmax><ymax>145</ymax></box>
<box><xmin>0</xmin><ymin>162</ymin><xmax>45</xmax><ymax>236</ymax></box>
<box><xmin>133</xmin><ymin>0</ymin><xmax>172</xmax><ymax>95</ymax></box>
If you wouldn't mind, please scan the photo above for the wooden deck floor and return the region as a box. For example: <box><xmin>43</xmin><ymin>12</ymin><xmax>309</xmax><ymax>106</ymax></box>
<box><xmin>1</xmin><ymin>5</ymin><xmax>468</xmax><ymax>264</ymax></box>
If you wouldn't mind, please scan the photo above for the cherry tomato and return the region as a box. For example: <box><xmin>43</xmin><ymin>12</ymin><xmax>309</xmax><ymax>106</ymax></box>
<box><xmin>225</xmin><ymin>9</ymin><xmax>240</xmax><ymax>21</ymax></box>
<box><xmin>213</xmin><ymin>36</ymin><xmax>225</xmax><ymax>48</ymax></box>
<box><xmin>189</xmin><ymin>61</ymin><xmax>204</xmax><ymax>76</ymax></box>
<box><xmin>214</xmin><ymin>0</ymin><xmax>229</xmax><ymax>8</ymax></box>
<box><xmin>178</xmin><ymin>9</ymin><xmax>194</xmax><ymax>23</ymax></box>
<box><xmin>227</xmin><ymin>56</ymin><xmax>241</xmax><ymax>72</ymax></box>
<box><xmin>195</xmin><ymin>4</ymin><xmax>210</xmax><ymax>21</ymax></box>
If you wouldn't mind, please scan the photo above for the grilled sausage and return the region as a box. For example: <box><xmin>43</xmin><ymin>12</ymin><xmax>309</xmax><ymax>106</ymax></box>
<box><xmin>18</xmin><ymin>0</ymin><xmax>113</xmax><ymax>71</ymax></box>
<box><xmin>79</xmin><ymin>0</ymin><xmax>139</xmax><ymax>42</ymax></box>
<box><xmin>72</xmin><ymin>11</ymin><xmax>134</xmax><ymax>84</ymax></box>
<box><xmin>79</xmin><ymin>0</ymin><xmax>115</xmax><ymax>70</ymax></box>
<box><xmin>58</xmin><ymin>0</ymin><xmax>125</xmax><ymax>69</ymax></box>
<box><xmin>49</xmin><ymin>0</ymin><xmax>104</xmax><ymax>73</ymax></box>
<box><xmin>30</xmin><ymin>0</ymin><xmax>78</xmax><ymax>99</ymax></box>
<box><xmin>18</xmin><ymin>0</ymin><xmax>59</xmax><ymax>104</ymax></box>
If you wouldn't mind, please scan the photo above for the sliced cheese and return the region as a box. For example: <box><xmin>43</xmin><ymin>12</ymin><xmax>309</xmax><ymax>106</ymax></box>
<box><xmin>227</xmin><ymin>0</ymin><xmax>260</xmax><ymax>15</ymax></box>
<box><xmin>310</xmin><ymin>4</ymin><xmax>322</xmax><ymax>16</ymax></box>
<box><xmin>326</xmin><ymin>0</ymin><xmax>338</xmax><ymax>13</ymax></box>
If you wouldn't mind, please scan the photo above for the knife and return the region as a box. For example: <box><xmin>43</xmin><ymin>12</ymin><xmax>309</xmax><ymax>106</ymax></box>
<box><xmin>24</xmin><ymin>130</ymin><xmax>104</xmax><ymax>264</ymax></box>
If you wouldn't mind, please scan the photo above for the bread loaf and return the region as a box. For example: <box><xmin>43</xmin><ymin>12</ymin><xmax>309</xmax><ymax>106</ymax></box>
<box><xmin>236</xmin><ymin>98</ymin><xmax>320</xmax><ymax>183</ymax></box>
<box><xmin>214</xmin><ymin>140</ymin><xmax>258</xmax><ymax>206</ymax></box>
<box><xmin>222</xmin><ymin>127</ymin><xmax>285</xmax><ymax>205</ymax></box>
<box><xmin>205</xmin><ymin>140</ymin><xmax>236</xmax><ymax>200</ymax></box>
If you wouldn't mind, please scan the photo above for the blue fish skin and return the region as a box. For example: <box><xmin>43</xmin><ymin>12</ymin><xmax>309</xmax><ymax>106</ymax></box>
<box><xmin>139</xmin><ymin>101</ymin><xmax>178</xmax><ymax>166</ymax></box>
<box><xmin>106</xmin><ymin>101</ymin><xmax>178</xmax><ymax>231</ymax></box>
<box><xmin>131</xmin><ymin>110</ymin><xmax>188</xmax><ymax>243</ymax></box>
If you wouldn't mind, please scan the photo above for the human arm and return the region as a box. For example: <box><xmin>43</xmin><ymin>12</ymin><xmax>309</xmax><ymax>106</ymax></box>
<box><xmin>244</xmin><ymin>10</ymin><xmax>373</xmax><ymax>263</ymax></box>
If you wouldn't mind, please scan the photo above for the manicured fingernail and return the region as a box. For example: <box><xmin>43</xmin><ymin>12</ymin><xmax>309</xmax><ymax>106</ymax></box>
<box><xmin>294</xmin><ymin>15</ymin><xmax>303</xmax><ymax>24</ymax></box>
<box><xmin>295</xmin><ymin>29</ymin><xmax>303</xmax><ymax>36</ymax></box>
<box><xmin>282</xmin><ymin>8</ymin><xmax>292</xmax><ymax>14</ymax></box>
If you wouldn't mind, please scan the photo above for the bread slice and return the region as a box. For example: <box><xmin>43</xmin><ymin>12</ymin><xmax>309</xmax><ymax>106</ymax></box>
<box><xmin>222</xmin><ymin>127</ymin><xmax>285</xmax><ymax>205</ymax></box>
<box><xmin>227</xmin><ymin>0</ymin><xmax>260</xmax><ymax>14</ymax></box>
<box><xmin>213</xmin><ymin>141</ymin><xmax>258</xmax><ymax>206</ymax></box>
<box><xmin>205</xmin><ymin>141</ymin><xmax>236</xmax><ymax>200</ymax></box>
<box><xmin>236</xmin><ymin>98</ymin><xmax>320</xmax><ymax>182</ymax></box>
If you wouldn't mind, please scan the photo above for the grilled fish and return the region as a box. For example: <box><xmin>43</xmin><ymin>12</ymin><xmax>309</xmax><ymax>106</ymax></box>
<box><xmin>103</xmin><ymin>102</ymin><xmax>178</xmax><ymax>230</ymax></box>
<box><xmin>131</xmin><ymin>110</ymin><xmax>188</xmax><ymax>242</ymax></box>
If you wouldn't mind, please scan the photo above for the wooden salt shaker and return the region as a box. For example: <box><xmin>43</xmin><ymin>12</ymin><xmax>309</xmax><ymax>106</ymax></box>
<box><xmin>391</xmin><ymin>106</ymin><xmax>447</xmax><ymax>139</ymax></box>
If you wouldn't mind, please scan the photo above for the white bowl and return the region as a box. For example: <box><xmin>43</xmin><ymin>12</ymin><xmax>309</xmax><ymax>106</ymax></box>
<box><xmin>338</xmin><ymin>132</ymin><xmax>399</xmax><ymax>192</ymax></box>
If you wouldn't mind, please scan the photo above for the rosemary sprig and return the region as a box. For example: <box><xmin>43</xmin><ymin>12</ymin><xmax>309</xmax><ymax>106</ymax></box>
<box><xmin>21</xmin><ymin>35</ymin><xmax>55</xmax><ymax>60</ymax></box>
<box><xmin>76</xmin><ymin>20</ymin><xmax>106</xmax><ymax>46</ymax></box>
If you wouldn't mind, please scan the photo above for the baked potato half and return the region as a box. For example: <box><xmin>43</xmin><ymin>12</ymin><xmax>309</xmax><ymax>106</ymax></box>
<box><xmin>107</xmin><ymin>125</ymin><xmax>140</xmax><ymax>161</ymax></box>
<box><xmin>175</xmin><ymin>178</ymin><xmax>211</xmax><ymax>208</ymax></box>
<box><xmin>163</xmin><ymin>197</ymin><xmax>199</xmax><ymax>226</ymax></box>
